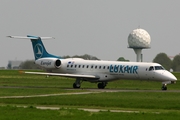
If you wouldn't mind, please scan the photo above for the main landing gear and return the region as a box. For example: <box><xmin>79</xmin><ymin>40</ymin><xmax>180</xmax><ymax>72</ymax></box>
<box><xmin>73</xmin><ymin>78</ymin><xmax>108</xmax><ymax>89</ymax></box>
<box><xmin>161</xmin><ymin>84</ymin><xmax>167</xmax><ymax>90</ymax></box>
<box><xmin>97</xmin><ymin>82</ymin><xmax>107</xmax><ymax>89</ymax></box>
<box><xmin>73</xmin><ymin>78</ymin><xmax>81</xmax><ymax>88</ymax></box>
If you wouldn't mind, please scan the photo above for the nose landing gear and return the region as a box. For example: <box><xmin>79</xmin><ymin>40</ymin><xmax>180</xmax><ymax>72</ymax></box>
<box><xmin>161</xmin><ymin>84</ymin><xmax>167</xmax><ymax>90</ymax></box>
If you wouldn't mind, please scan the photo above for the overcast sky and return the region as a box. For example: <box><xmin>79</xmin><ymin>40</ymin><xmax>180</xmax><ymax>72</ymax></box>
<box><xmin>0</xmin><ymin>0</ymin><xmax>180</xmax><ymax>67</ymax></box>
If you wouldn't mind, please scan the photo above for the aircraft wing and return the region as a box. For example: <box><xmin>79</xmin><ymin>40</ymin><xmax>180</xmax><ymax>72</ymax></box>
<box><xmin>23</xmin><ymin>71</ymin><xmax>99</xmax><ymax>79</ymax></box>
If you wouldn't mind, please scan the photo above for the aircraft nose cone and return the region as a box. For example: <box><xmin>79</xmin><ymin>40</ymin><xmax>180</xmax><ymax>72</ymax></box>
<box><xmin>171</xmin><ymin>74</ymin><xmax>177</xmax><ymax>81</ymax></box>
<box><xmin>165</xmin><ymin>71</ymin><xmax>177</xmax><ymax>81</ymax></box>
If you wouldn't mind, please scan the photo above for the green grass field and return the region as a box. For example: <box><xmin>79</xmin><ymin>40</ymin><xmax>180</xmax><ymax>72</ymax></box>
<box><xmin>0</xmin><ymin>70</ymin><xmax>180</xmax><ymax>120</ymax></box>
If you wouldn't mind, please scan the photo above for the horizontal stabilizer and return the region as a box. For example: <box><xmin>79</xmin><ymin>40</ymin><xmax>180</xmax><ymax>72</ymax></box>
<box><xmin>7</xmin><ymin>36</ymin><xmax>55</xmax><ymax>40</ymax></box>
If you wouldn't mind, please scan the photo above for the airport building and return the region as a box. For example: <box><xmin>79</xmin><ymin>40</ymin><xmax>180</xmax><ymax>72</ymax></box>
<box><xmin>7</xmin><ymin>60</ymin><xmax>22</xmax><ymax>69</ymax></box>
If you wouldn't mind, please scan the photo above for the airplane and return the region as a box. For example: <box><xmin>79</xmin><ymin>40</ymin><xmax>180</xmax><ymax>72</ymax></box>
<box><xmin>8</xmin><ymin>35</ymin><xmax>177</xmax><ymax>90</ymax></box>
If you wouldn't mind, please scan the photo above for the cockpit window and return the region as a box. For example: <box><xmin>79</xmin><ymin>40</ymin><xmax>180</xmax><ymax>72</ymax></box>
<box><xmin>149</xmin><ymin>66</ymin><xmax>154</xmax><ymax>71</ymax></box>
<box><xmin>155</xmin><ymin>66</ymin><xmax>164</xmax><ymax>70</ymax></box>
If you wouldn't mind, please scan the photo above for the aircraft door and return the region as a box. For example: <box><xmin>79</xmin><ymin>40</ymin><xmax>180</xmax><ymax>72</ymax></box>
<box><xmin>147</xmin><ymin>66</ymin><xmax>155</xmax><ymax>80</ymax></box>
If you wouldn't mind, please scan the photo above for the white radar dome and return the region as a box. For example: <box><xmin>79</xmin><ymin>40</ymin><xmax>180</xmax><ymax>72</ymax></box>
<box><xmin>128</xmin><ymin>28</ymin><xmax>151</xmax><ymax>48</ymax></box>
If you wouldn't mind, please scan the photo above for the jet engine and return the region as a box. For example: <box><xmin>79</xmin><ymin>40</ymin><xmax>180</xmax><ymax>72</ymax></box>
<box><xmin>35</xmin><ymin>58</ymin><xmax>61</xmax><ymax>69</ymax></box>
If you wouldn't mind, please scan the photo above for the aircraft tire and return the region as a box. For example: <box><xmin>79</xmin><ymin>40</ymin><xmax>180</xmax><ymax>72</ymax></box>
<box><xmin>73</xmin><ymin>83</ymin><xmax>80</xmax><ymax>89</ymax></box>
<box><xmin>98</xmin><ymin>83</ymin><xmax>105</xmax><ymax>89</ymax></box>
<box><xmin>161</xmin><ymin>85</ymin><xmax>167</xmax><ymax>90</ymax></box>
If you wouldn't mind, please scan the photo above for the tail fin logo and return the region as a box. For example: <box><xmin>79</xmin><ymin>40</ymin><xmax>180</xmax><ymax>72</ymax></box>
<box><xmin>34</xmin><ymin>43</ymin><xmax>43</xmax><ymax>59</ymax></box>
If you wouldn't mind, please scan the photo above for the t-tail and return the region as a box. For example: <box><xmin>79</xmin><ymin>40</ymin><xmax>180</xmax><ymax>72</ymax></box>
<box><xmin>27</xmin><ymin>35</ymin><xmax>60</xmax><ymax>60</ymax></box>
<box><xmin>8</xmin><ymin>35</ymin><xmax>61</xmax><ymax>60</ymax></box>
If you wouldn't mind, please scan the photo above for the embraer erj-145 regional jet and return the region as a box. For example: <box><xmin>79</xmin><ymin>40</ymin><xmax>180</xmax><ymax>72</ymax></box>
<box><xmin>8</xmin><ymin>35</ymin><xmax>177</xmax><ymax>90</ymax></box>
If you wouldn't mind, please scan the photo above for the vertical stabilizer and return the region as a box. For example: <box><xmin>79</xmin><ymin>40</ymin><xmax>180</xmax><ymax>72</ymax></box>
<box><xmin>8</xmin><ymin>35</ymin><xmax>60</xmax><ymax>60</ymax></box>
<box><xmin>27</xmin><ymin>35</ymin><xmax>60</xmax><ymax>60</ymax></box>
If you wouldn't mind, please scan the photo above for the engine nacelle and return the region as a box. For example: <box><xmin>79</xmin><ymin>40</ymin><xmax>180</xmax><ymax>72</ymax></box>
<box><xmin>35</xmin><ymin>58</ymin><xmax>61</xmax><ymax>69</ymax></box>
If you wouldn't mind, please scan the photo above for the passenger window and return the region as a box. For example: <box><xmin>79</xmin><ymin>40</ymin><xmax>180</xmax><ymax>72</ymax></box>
<box><xmin>71</xmin><ymin>65</ymin><xmax>73</xmax><ymax>68</ymax></box>
<box><xmin>75</xmin><ymin>65</ymin><xmax>77</xmax><ymax>68</ymax></box>
<box><xmin>82</xmin><ymin>65</ymin><xmax>84</xmax><ymax>68</ymax></box>
<box><xmin>79</xmin><ymin>65</ymin><xmax>81</xmax><ymax>68</ymax></box>
<box><xmin>87</xmin><ymin>65</ymin><xmax>89</xmax><ymax>68</ymax></box>
<box><xmin>67</xmin><ymin>65</ymin><xmax>69</xmax><ymax>67</ymax></box>
<box><xmin>103</xmin><ymin>66</ymin><xmax>106</xmax><ymax>69</ymax></box>
<box><xmin>107</xmin><ymin>66</ymin><xmax>109</xmax><ymax>69</ymax></box>
<box><xmin>91</xmin><ymin>66</ymin><xmax>93</xmax><ymax>69</ymax></box>
<box><xmin>99</xmin><ymin>66</ymin><xmax>101</xmax><ymax>69</ymax></box>
<box><xmin>149</xmin><ymin>66</ymin><xmax>154</xmax><ymax>71</ymax></box>
<box><xmin>95</xmin><ymin>66</ymin><xmax>97</xmax><ymax>69</ymax></box>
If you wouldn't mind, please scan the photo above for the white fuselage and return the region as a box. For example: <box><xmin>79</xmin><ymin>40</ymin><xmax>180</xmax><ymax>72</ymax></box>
<box><xmin>36</xmin><ymin>58</ymin><xmax>177</xmax><ymax>84</ymax></box>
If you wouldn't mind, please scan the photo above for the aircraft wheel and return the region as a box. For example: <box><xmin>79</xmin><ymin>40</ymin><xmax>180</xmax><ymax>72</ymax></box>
<box><xmin>161</xmin><ymin>84</ymin><xmax>167</xmax><ymax>90</ymax></box>
<box><xmin>98</xmin><ymin>83</ymin><xmax>105</xmax><ymax>89</ymax></box>
<box><xmin>73</xmin><ymin>83</ymin><xmax>80</xmax><ymax>89</ymax></box>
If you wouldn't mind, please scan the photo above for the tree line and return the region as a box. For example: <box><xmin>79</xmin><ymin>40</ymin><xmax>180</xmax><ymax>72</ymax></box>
<box><xmin>153</xmin><ymin>53</ymin><xmax>180</xmax><ymax>72</ymax></box>
<box><xmin>19</xmin><ymin>53</ymin><xmax>180</xmax><ymax>72</ymax></box>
